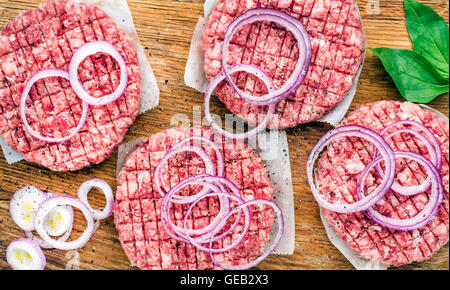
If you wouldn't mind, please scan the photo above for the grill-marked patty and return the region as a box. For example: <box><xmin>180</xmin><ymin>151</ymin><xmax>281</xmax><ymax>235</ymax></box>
<box><xmin>0</xmin><ymin>0</ymin><xmax>141</xmax><ymax>171</ymax></box>
<box><xmin>114</xmin><ymin>127</ymin><xmax>275</xmax><ymax>270</ymax></box>
<box><xmin>316</xmin><ymin>101</ymin><xmax>449</xmax><ymax>266</ymax></box>
<box><xmin>201</xmin><ymin>0</ymin><xmax>365</xmax><ymax>129</ymax></box>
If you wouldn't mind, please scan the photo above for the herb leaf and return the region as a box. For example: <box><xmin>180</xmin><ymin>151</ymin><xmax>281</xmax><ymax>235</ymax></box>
<box><xmin>370</xmin><ymin>47</ymin><xmax>449</xmax><ymax>103</ymax></box>
<box><xmin>404</xmin><ymin>0</ymin><xmax>449</xmax><ymax>80</ymax></box>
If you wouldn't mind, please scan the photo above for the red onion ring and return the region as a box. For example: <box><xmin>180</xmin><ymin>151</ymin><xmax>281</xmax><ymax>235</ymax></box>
<box><xmin>20</xmin><ymin>69</ymin><xmax>89</xmax><ymax>143</ymax></box>
<box><xmin>155</xmin><ymin>135</ymin><xmax>231</xmax><ymax>241</ymax></box>
<box><xmin>208</xmin><ymin>198</ymin><xmax>284</xmax><ymax>270</ymax></box>
<box><xmin>160</xmin><ymin>175</ymin><xmax>241</xmax><ymax>241</ymax></box>
<box><xmin>69</xmin><ymin>41</ymin><xmax>128</xmax><ymax>106</ymax></box>
<box><xmin>160</xmin><ymin>179</ymin><xmax>222</xmax><ymax>241</ymax></box>
<box><xmin>170</xmin><ymin>136</ymin><xmax>225</xmax><ymax>177</ymax></box>
<box><xmin>34</xmin><ymin>195</ymin><xmax>95</xmax><ymax>250</ymax></box>
<box><xmin>183</xmin><ymin>191</ymin><xmax>250</xmax><ymax>253</ymax></box>
<box><xmin>160</xmin><ymin>177</ymin><xmax>282</xmax><ymax>270</ymax></box>
<box><xmin>204</xmin><ymin>64</ymin><xmax>276</xmax><ymax>140</ymax></box>
<box><xmin>161</xmin><ymin>174</ymin><xmax>241</xmax><ymax>205</ymax></box>
<box><xmin>77</xmin><ymin>179</ymin><xmax>114</xmax><ymax>220</ymax></box>
<box><xmin>9</xmin><ymin>186</ymin><xmax>48</xmax><ymax>231</ymax></box>
<box><xmin>381</xmin><ymin>120</ymin><xmax>442</xmax><ymax>170</ymax></box>
<box><xmin>307</xmin><ymin>125</ymin><xmax>396</xmax><ymax>213</ymax></box>
<box><xmin>23</xmin><ymin>228</ymin><xmax>72</xmax><ymax>250</ymax></box>
<box><xmin>154</xmin><ymin>145</ymin><xmax>216</xmax><ymax>198</ymax></box>
<box><xmin>10</xmin><ymin>188</ymin><xmax>73</xmax><ymax>249</ymax></box>
<box><xmin>309</xmin><ymin>120</ymin><xmax>446</xmax><ymax>231</ymax></box>
<box><xmin>383</xmin><ymin>128</ymin><xmax>438</xmax><ymax>167</ymax></box>
<box><xmin>358</xmin><ymin>151</ymin><xmax>444</xmax><ymax>231</ymax></box>
<box><xmin>222</xmin><ymin>8</ymin><xmax>312</xmax><ymax>106</ymax></box>
<box><xmin>373</xmin><ymin>128</ymin><xmax>437</xmax><ymax>196</ymax></box>
<box><xmin>6</xmin><ymin>238</ymin><xmax>46</xmax><ymax>270</ymax></box>
<box><xmin>155</xmin><ymin>134</ymin><xmax>285</xmax><ymax>269</ymax></box>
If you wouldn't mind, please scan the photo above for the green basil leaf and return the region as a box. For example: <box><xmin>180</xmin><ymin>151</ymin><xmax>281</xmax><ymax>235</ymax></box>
<box><xmin>370</xmin><ymin>47</ymin><xmax>449</xmax><ymax>103</ymax></box>
<box><xmin>404</xmin><ymin>0</ymin><xmax>449</xmax><ymax>80</ymax></box>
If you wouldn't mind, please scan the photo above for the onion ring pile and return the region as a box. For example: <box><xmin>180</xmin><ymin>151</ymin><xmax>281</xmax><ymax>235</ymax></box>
<box><xmin>307</xmin><ymin>122</ymin><xmax>445</xmax><ymax>231</ymax></box>
<box><xmin>20</xmin><ymin>41</ymin><xmax>128</xmax><ymax>143</ymax></box>
<box><xmin>7</xmin><ymin>179</ymin><xmax>114</xmax><ymax>269</ymax></box>
<box><xmin>204</xmin><ymin>8</ymin><xmax>312</xmax><ymax>139</ymax></box>
<box><xmin>155</xmin><ymin>136</ymin><xmax>284</xmax><ymax>270</ymax></box>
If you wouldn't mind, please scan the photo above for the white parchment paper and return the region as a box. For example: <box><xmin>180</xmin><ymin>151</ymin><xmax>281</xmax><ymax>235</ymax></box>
<box><xmin>0</xmin><ymin>0</ymin><xmax>160</xmax><ymax>164</ymax></box>
<box><xmin>249</xmin><ymin>130</ymin><xmax>295</xmax><ymax>255</ymax></box>
<box><xmin>319</xmin><ymin>209</ymin><xmax>389</xmax><ymax>270</ymax></box>
<box><xmin>184</xmin><ymin>0</ymin><xmax>366</xmax><ymax>127</ymax></box>
<box><xmin>116</xmin><ymin>130</ymin><xmax>295</xmax><ymax>256</ymax></box>
<box><xmin>116</xmin><ymin>136</ymin><xmax>147</xmax><ymax>180</ymax></box>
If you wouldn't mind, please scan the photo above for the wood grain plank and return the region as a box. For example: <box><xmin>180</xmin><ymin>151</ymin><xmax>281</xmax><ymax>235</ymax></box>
<box><xmin>0</xmin><ymin>0</ymin><xmax>448</xmax><ymax>270</ymax></box>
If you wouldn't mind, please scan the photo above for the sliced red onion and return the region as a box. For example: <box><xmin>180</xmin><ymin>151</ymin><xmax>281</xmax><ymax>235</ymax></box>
<box><xmin>170</xmin><ymin>136</ymin><xmax>225</xmax><ymax>177</ymax></box>
<box><xmin>40</xmin><ymin>192</ymin><xmax>74</xmax><ymax>246</ymax></box>
<box><xmin>24</xmin><ymin>211</ymin><xmax>74</xmax><ymax>250</ymax></box>
<box><xmin>6</xmin><ymin>238</ymin><xmax>46</xmax><ymax>270</ymax></box>
<box><xmin>374</xmin><ymin>128</ymin><xmax>437</xmax><ymax>196</ymax></box>
<box><xmin>153</xmin><ymin>134</ymin><xmax>285</xmax><ymax>269</ymax></box>
<box><xmin>159</xmin><ymin>176</ymin><xmax>281</xmax><ymax>269</ymax></box>
<box><xmin>155</xmin><ymin>136</ymin><xmax>230</xmax><ymax>242</ymax></box>
<box><xmin>222</xmin><ymin>8</ymin><xmax>312</xmax><ymax>106</ymax></box>
<box><xmin>43</xmin><ymin>204</ymin><xmax>74</xmax><ymax>237</ymax></box>
<box><xmin>34</xmin><ymin>195</ymin><xmax>95</xmax><ymax>250</ymax></box>
<box><xmin>358</xmin><ymin>151</ymin><xmax>444</xmax><ymax>231</ymax></box>
<box><xmin>20</xmin><ymin>69</ymin><xmax>89</xmax><ymax>143</ymax></box>
<box><xmin>69</xmin><ymin>40</ymin><xmax>128</xmax><ymax>106</ymax></box>
<box><xmin>307</xmin><ymin>125</ymin><xmax>396</xmax><ymax>213</ymax></box>
<box><xmin>183</xmin><ymin>191</ymin><xmax>250</xmax><ymax>252</ymax></box>
<box><xmin>154</xmin><ymin>145</ymin><xmax>216</xmax><ymax>198</ymax></box>
<box><xmin>208</xmin><ymin>198</ymin><xmax>284</xmax><ymax>270</ymax></box>
<box><xmin>12</xmin><ymin>189</ymin><xmax>73</xmax><ymax>249</ymax></box>
<box><xmin>23</xmin><ymin>226</ymin><xmax>72</xmax><ymax>250</ymax></box>
<box><xmin>24</xmin><ymin>230</ymin><xmax>55</xmax><ymax>249</ymax></box>
<box><xmin>161</xmin><ymin>174</ymin><xmax>241</xmax><ymax>205</ymax></box>
<box><xmin>160</xmin><ymin>175</ymin><xmax>233</xmax><ymax>242</ymax></box>
<box><xmin>204</xmin><ymin>63</ymin><xmax>276</xmax><ymax>140</ymax></box>
<box><xmin>77</xmin><ymin>179</ymin><xmax>114</xmax><ymax>220</ymax></box>
<box><xmin>309</xmin><ymin>120</ymin><xmax>446</xmax><ymax>231</ymax></box>
<box><xmin>383</xmin><ymin>128</ymin><xmax>438</xmax><ymax>167</ymax></box>
<box><xmin>9</xmin><ymin>186</ymin><xmax>48</xmax><ymax>231</ymax></box>
<box><xmin>380</xmin><ymin>120</ymin><xmax>442</xmax><ymax>170</ymax></box>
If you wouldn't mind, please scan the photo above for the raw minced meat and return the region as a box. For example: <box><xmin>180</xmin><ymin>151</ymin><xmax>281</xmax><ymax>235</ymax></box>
<box><xmin>316</xmin><ymin>101</ymin><xmax>449</xmax><ymax>266</ymax></box>
<box><xmin>0</xmin><ymin>0</ymin><xmax>141</xmax><ymax>171</ymax></box>
<box><xmin>114</xmin><ymin>126</ymin><xmax>275</xmax><ymax>270</ymax></box>
<box><xmin>201</xmin><ymin>0</ymin><xmax>366</xmax><ymax>129</ymax></box>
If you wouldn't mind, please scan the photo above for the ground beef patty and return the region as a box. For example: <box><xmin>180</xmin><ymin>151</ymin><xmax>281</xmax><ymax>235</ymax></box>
<box><xmin>201</xmin><ymin>0</ymin><xmax>365</xmax><ymax>129</ymax></box>
<box><xmin>316</xmin><ymin>101</ymin><xmax>449</xmax><ymax>266</ymax></box>
<box><xmin>114</xmin><ymin>127</ymin><xmax>275</xmax><ymax>270</ymax></box>
<box><xmin>0</xmin><ymin>0</ymin><xmax>141</xmax><ymax>171</ymax></box>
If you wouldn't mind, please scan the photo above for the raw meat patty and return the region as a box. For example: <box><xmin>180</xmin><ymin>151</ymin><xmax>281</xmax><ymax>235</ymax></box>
<box><xmin>0</xmin><ymin>0</ymin><xmax>141</xmax><ymax>171</ymax></box>
<box><xmin>201</xmin><ymin>0</ymin><xmax>365</xmax><ymax>129</ymax></box>
<box><xmin>114</xmin><ymin>126</ymin><xmax>275</xmax><ymax>270</ymax></box>
<box><xmin>316</xmin><ymin>101</ymin><xmax>449</xmax><ymax>266</ymax></box>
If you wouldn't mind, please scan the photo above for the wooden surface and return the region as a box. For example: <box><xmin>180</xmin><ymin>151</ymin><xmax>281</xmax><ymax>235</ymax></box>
<box><xmin>0</xmin><ymin>0</ymin><xmax>448</xmax><ymax>270</ymax></box>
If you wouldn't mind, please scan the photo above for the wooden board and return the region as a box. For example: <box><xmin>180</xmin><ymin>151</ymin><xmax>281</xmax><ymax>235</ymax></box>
<box><xmin>0</xmin><ymin>0</ymin><xmax>448</xmax><ymax>270</ymax></box>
